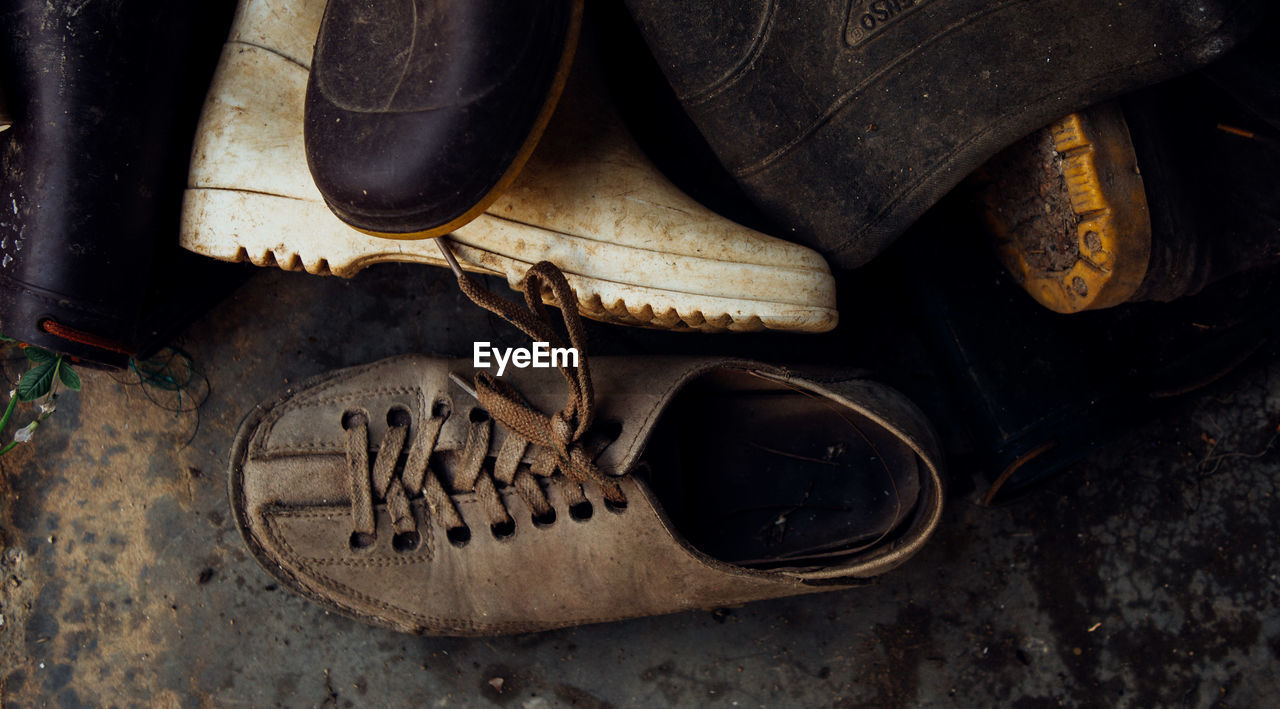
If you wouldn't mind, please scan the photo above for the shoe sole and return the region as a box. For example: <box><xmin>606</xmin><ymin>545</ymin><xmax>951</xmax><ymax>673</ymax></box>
<box><xmin>181</xmin><ymin>0</ymin><xmax>837</xmax><ymax>334</ymax></box>
<box><xmin>972</xmin><ymin>104</ymin><xmax>1152</xmax><ymax>313</ymax></box>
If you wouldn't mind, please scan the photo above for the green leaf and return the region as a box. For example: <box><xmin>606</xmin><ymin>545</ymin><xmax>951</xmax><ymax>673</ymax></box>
<box><xmin>23</xmin><ymin>346</ymin><xmax>55</xmax><ymax>364</ymax></box>
<box><xmin>0</xmin><ymin>333</ymin><xmax>16</xmax><ymax>343</ymax></box>
<box><xmin>17</xmin><ymin>361</ymin><xmax>56</xmax><ymax>401</ymax></box>
<box><xmin>59</xmin><ymin>362</ymin><xmax>81</xmax><ymax>391</ymax></box>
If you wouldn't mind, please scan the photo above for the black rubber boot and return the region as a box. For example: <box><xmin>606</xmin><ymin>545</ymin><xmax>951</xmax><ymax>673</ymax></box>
<box><xmin>1125</xmin><ymin>71</ymin><xmax>1280</xmax><ymax>305</ymax></box>
<box><xmin>0</xmin><ymin>0</ymin><xmax>249</xmax><ymax>367</ymax></box>
<box><xmin>854</xmin><ymin>202</ymin><xmax>1280</xmax><ymax>505</ymax></box>
<box><xmin>305</xmin><ymin>0</ymin><xmax>582</xmax><ymax>238</ymax></box>
<box><xmin>622</xmin><ymin>0</ymin><xmax>1266</xmax><ymax>270</ymax></box>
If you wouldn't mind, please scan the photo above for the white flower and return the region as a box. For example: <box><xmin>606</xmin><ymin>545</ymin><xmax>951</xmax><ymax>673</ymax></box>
<box><xmin>38</xmin><ymin>400</ymin><xmax>55</xmax><ymax>416</ymax></box>
<box><xmin>13</xmin><ymin>421</ymin><xmax>37</xmax><ymax>443</ymax></box>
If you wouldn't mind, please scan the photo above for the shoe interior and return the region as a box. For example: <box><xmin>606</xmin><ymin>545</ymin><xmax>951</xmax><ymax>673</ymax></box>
<box><xmin>638</xmin><ymin>369</ymin><xmax>921</xmax><ymax>569</ymax></box>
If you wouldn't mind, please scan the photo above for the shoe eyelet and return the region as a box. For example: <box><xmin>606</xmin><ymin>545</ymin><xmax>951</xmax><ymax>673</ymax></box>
<box><xmin>446</xmin><ymin>525</ymin><xmax>471</xmax><ymax>547</ymax></box>
<box><xmin>604</xmin><ymin>498</ymin><xmax>628</xmax><ymax>514</ymax></box>
<box><xmin>348</xmin><ymin>531</ymin><xmax>376</xmax><ymax>551</ymax></box>
<box><xmin>341</xmin><ymin>409</ymin><xmax>369</xmax><ymax>430</ymax></box>
<box><xmin>489</xmin><ymin>519</ymin><xmax>515</xmax><ymax>540</ymax></box>
<box><xmin>432</xmin><ymin>398</ymin><xmax>451</xmax><ymax>419</ymax></box>
<box><xmin>391</xmin><ymin>530</ymin><xmax>420</xmax><ymax>553</ymax></box>
<box><xmin>386</xmin><ymin>405</ymin><xmax>412</xmax><ymax>429</ymax></box>
<box><xmin>531</xmin><ymin>509</ymin><xmax>557</xmax><ymax>527</ymax></box>
<box><xmin>569</xmin><ymin>501</ymin><xmax>594</xmax><ymax>521</ymax></box>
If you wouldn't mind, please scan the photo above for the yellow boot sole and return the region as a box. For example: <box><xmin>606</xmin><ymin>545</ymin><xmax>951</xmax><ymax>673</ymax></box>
<box><xmin>974</xmin><ymin>104</ymin><xmax>1152</xmax><ymax>313</ymax></box>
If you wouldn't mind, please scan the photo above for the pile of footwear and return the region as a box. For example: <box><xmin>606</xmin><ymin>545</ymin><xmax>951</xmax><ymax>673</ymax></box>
<box><xmin>1</xmin><ymin>0</ymin><xmax>1276</xmax><ymax>635</ymax></box>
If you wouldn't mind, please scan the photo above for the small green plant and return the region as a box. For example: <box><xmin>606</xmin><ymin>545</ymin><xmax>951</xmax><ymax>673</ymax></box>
<box><xmin>0</xmin><ymin>334</ymin><xmax>80</xmax><ymax>456</ymax></box>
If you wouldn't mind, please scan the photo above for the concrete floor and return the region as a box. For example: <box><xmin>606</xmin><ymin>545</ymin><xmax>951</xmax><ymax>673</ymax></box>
<box><xmin>2</xmin><ymin>261</ymin><xmax>1278</xmax><ymax>707</ymax></box>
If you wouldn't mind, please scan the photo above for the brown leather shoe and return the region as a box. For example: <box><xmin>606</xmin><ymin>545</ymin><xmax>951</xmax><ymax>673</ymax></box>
<box><xmin>229</xmin><ymin>353</ymin><xmax>944</xmax><ymax>635</ymax></box>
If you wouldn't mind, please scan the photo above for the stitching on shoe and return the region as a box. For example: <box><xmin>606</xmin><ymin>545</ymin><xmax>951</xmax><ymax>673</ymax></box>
<box><xmin>251</xmin><ymin>359</ymin><xmax>402</xmax><ymax>447</ymax></box>
<box><xmin>257</xmin><ymin>385</ymin><xmax>426</xmax><ymax>454</ymax></box>
<box><xmin>258</xmin><ymin>505</ymin><xmax>635</xmax><ymax>633</ymax></box>
<box><xmin>257</xmin><ymin>443</ymin><xmax>345</xmax><ymax>454</ymax></box>
<box><xmin>254</xmin><ymin>504</ymin><xmax>634</xmax><ymax>632</ymax></box>
<box><xmin>228</xmin><ymin>400</ymin><xmax>466</xmax><ymax>631</ymax></box>
<box><xmin>262</xmin><ymin>506</ymin><xmax>434</xmax><ymax>568</ymax></box>
<box><xmin>258</xmin><ymin>509</ymin><xmax>463</xmax><ymax>628</ymax></box>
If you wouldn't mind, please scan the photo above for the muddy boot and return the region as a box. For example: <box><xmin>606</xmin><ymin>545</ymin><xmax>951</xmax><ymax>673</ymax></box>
<box><xmin>622</xmin><ymin>0</ymin><xmax>1267</xmax><ymax>270</ymax></box>
<box><xmin>971</xmin><ymin>44</ymin><xmax>1280</xmax><ymax>313</ymax></box>
<box><xmin>0</xmin><ymin>0</ymin><xmax>249</xmax><ymax>366</ymax></box>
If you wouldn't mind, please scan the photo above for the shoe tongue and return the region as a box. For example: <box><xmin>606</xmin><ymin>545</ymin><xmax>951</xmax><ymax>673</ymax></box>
<box><xmin>439</xmin><ymin>358</ymin><xmax>725</xmax><ymax>477</ymax></box>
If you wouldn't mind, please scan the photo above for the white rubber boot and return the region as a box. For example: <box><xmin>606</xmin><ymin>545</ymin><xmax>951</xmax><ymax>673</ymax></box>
<box><xmin>180</xmin><ymin>0</ymin><xmax>838</xmax><ymax>333</ymax></box>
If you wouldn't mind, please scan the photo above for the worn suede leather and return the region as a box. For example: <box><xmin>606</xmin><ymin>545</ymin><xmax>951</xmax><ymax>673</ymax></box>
<box><xmin>230</xmin><ymin>356</ymin><xmax>945</xmax><ymax>635</ymax></box>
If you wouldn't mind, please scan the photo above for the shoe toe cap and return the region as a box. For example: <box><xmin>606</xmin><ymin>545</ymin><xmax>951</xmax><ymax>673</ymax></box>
<box><xmin>304</xmin><ymin>98</ymin><xmax>511</xmax><ymax>233</ymax></box>
<box><xmin>301</xmin><ymin>0</ymin><xmax>577</xmax><ymax>235</ymax></box>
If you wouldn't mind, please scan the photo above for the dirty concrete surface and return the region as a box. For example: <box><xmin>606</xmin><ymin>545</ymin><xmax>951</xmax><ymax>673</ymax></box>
<box><xmin>1</xmin><ymin>259</ymin><xmax>1279</xmax><ymax>708</ymax></box>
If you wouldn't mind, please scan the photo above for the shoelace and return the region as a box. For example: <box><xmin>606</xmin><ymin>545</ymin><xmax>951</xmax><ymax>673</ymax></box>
<box><xmin>345</xmin><ymin>243</ymin><xmax>625</xmax><ymax>547</ymax></box>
